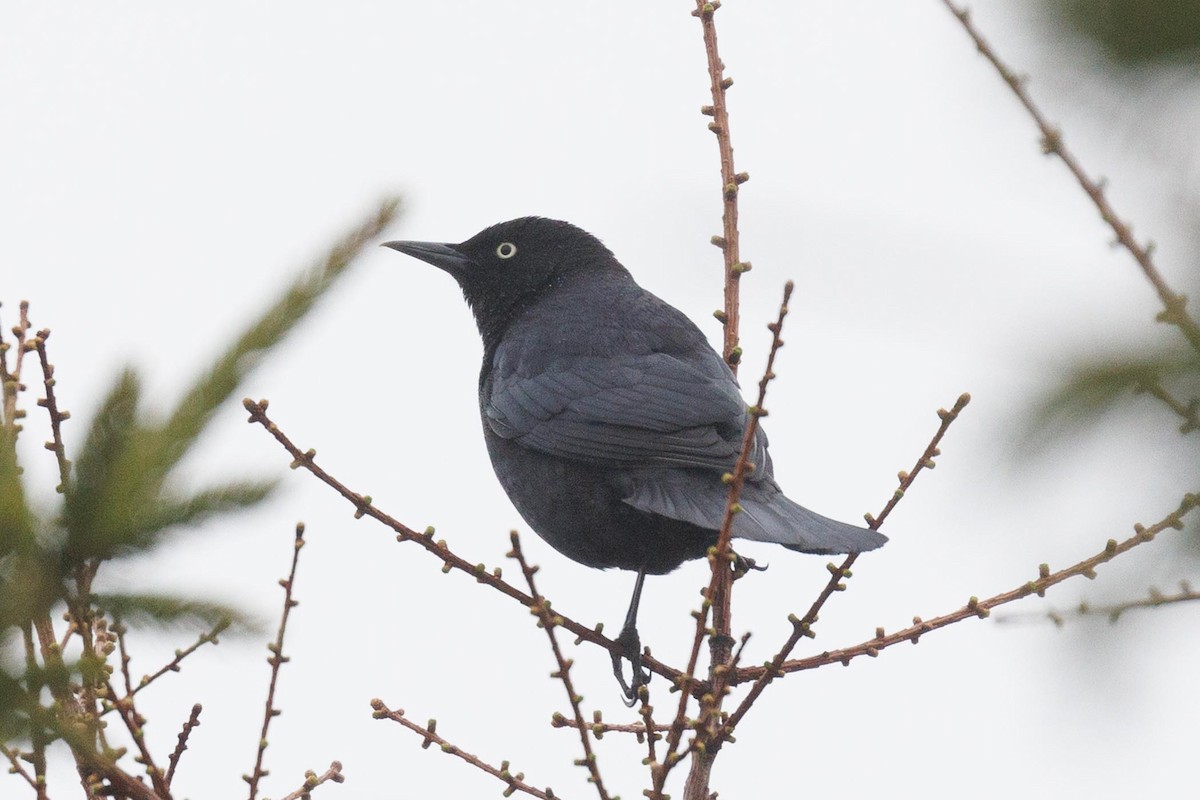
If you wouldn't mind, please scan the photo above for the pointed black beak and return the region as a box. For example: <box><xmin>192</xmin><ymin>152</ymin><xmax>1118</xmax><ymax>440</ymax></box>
<box><xmin>382</xmin><ymin>240</ymin><xmax>474</xmax><ymax>276</ymax></box>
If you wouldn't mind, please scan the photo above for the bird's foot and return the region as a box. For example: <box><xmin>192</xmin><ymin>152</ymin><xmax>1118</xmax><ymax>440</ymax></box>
<box><xmin>611</xmin><ymin>625</ymin><xmax>651</xmax><ymax>707</ymax></box>
<box><xmin>732</xmin><ymin>552</ymin><xmax>769</xmax><ymax>580</ymax></box>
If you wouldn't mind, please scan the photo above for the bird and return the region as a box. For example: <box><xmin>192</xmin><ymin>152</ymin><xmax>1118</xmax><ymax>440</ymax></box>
<box><xmin>383</xmin><ymin>217</ymin><xmax>886</xmax><ymax>701</ymax></box>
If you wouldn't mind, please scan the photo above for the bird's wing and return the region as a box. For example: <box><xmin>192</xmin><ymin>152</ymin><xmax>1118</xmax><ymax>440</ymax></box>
<box><xmin>486</xmin><ymin>348</ymin><xmax>764</xmax><ymax>471</ymax></box>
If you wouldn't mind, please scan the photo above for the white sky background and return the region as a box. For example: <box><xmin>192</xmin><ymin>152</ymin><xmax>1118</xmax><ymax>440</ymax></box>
<box><xmin>3</xmin><ymin>1</ymin><xmax>1198</xmax><ymax>797</ymax></box>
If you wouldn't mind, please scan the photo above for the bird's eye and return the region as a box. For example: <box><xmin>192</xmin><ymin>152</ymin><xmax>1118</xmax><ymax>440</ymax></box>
<box><xmin>495</xmin><ymin>242</ymin><xmax>517</xmax><ymax>259</ymax></box>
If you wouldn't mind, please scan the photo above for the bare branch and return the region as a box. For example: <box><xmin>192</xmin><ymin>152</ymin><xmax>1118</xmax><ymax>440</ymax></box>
<box><xmin>939</xmin><ymin>0</ymin><xmax>1200</xmax><ymax>355</ymax></box>
<box><xmin>277</xmin><ymin>761</ymin><xmax>345</xmax><ymax>800</ymax></box>
<box><xmin>720</xmin><ymin>393</ymin><xmax>971</xmax><ymax>737</ymax></box>
<box><xmin>165</xmin><ymin>704</ymin><xmax>203</xmax><ymax>789</ymax></box>
<box><xmin>509</xmin><ymin>533</ymin><xmax>611</xmax><ymax>800</ymax></box>
<box><xmin>31</xmin><ymin>328</ymin><xmax>72</xmax><ymax>493</ymax></box>
<box><xmin>1134</xmin><ymin>378</ymin><xmax>1200</xmax><ymax>435</ymax></box>
<box><xmin>245</xmin><ymin>523</ymin><xmax>307</xmax><ymax>800</ymax></box>
<box><xmin>692</xmin><ymin>0</ymin><xmax>749</xmax><ymax>371</ymax></box>
<box><xmin>372</xmin><ymin>701</ymin><xmax>556</xmax><ymax>800</ymax></box>
<box><xmin>733</xmin><ymin>489</ymin><xmax>1200</xmax><ymax>680</ymax></box>
<box><xmin>996</xmin><ymin>581</ymin><xmax>1200</xmax><ymax>626</ymax></box>
<box><xmin>242</xmin><ymin>398</ymin><xmax>688</xmax><ymax>689</ymax></box>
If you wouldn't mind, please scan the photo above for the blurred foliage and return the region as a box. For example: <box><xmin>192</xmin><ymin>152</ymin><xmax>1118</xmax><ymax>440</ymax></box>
<box><xmin>0</xmin><ymin>198</ymin><xmax>399</xmax><ymax>756</ymax></box>
<box><xmin>1047</xmin><ymin>0</ymin><xmax>1200</xmax><ymax>66</ymax></box>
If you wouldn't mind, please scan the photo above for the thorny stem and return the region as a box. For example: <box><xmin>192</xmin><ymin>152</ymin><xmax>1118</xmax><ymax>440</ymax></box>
<box><xmin>693</xmin><ymin>0</ymin><xmax>747</xmax><ymax>372</ymax></box>
<box><xmin>940</xmin><ymin>0</ymin><xmax>1200</xmax><ymax>356</ymax></box>
<box><xmin>719</xmin><ymin>393</ymin><xmax>971</xmax><ymax>738</ymax></box>
<box><xmin>372</xmin><ymin>702</ymin><xmax>554</xmax><ymax>800</ymax></box>
<box><xmin>733</xmin><ymin>489</ymin><xmax>1200</xmax><ymax>681</ymax></box>
<box><xmin>277</xmin><ymin>761</ymin><xmax>345</xmax><ymax>800</ymax></box>
<box><xmin>245</xmin><ymin>524</ymin><xmax>307</xmax><ymax>800</ymax></box>
<box><xmin>242</xmin><ymin>398</ymin><xmax>689</xmax><ymax>691</ymax></box>
<box><xmin>509</xmin><ymin>533</ymin><xmax>611</xmax><ymax>800</ymax></box>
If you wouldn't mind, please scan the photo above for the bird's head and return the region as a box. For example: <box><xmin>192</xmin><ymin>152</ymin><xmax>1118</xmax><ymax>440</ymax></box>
<box><xmin>384</xmin><ymin>216</ymin><xmax>622</xmax><ymax>335</ymax></box>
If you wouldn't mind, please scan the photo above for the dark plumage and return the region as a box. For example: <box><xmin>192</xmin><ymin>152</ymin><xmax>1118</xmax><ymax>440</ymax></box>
<box><xmin>384</xmin><ymin>217</ymin><xmax>886</xmax><ymax>698</ymax></box>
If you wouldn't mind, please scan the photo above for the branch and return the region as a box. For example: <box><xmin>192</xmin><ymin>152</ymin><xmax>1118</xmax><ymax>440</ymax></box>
<box><xmin>126</xmin><ymin>617</ymin><xmax>230</xmax><ymax>699</ymax></box>
<box><xmin>246</xmin><ymin>523</ymin><xmax>307</xmax><ymax>800</ymax></box>
<box><xmin>1</xmin><ymin>743</ymin><xmax>47</xmax><ymax>798</ymax></box>
<box><xmin>0</xmin><ymin>300</ymin><xmax>32</xmax><ymax>439</ymax></box>
<box><xmin>371</xmin><ymin>701</ymin><xmax>556</xmax><ymax>800</ymax></box>
<box><xmin>733</xmin><ymin>489</ymin><xmax>1200</xmax><ymax>680</ymax></box>
<box><xmin>165</xmin><ymin>704</ymin><xmax>202</xmax><ymax>789</ymax></box>
<box><xmin>720</xmin><ymin>393</ymin><xmax>971</xmax><ymax>737</ymax></box>
<box><xmin>940</xmin><ymin>0</ymin><xmax>1200</xmax><ymax>355</ymax></box>
<box><xmin>693</xmin><ymin>0</ymin><xmax>749</xmax><ymax>371</ymax></box>
<box><xmin>996</xmin><ymin>580</ymin><xmax>1200</xmax><ymax>626</ymax></box>
<box><xmin>31</xmin><ymin>328</ymin><xmax>72</xmax><ymax>493</ymax></box>
<box><xmin>277</xmin><ymin>761</ymin><xmax>345</xmax><ymax>800</ymax></box>
<box><xmin>1134</xmin><ymin>377</ymin><xmax>1200</xmax><ymax>435</ymax></box>
<box><xmin>509</xmin><ymin>533</ymin><xmax>611</xmax><ymax>800</ymax></box>
<box><xmin>242</xmin><ymin>399</ymin><xmax>688</xmax><ymax>690</ymax></box>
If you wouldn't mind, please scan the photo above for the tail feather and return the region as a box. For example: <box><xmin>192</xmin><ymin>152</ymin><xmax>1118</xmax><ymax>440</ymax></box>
<box><xmin>619</xmin><ymin>472</ymin><xmax>887</xmax><ymax>555</ymax></box>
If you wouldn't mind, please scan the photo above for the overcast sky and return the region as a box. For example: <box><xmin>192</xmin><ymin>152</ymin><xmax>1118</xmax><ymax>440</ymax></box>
<box><xmin>3</xmin><ymin>2</ymin><xmax>1197</xmax><ymax>798</ymax></box>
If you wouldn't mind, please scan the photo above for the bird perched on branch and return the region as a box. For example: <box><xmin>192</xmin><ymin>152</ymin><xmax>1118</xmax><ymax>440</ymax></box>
<box><xmin>384</xmin><ymin>217</ymin><xmax>886</xmax><ymax>701</ymax></box>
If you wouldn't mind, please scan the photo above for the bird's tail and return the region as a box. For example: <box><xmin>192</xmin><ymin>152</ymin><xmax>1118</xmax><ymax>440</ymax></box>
<box><xmin>734</xmin><ymin>482</ymin><xmax>887</xmax><ymax>555</ymax></box>
<box><xmin>619</xmin><ymin>472</ymin><xmax>887</xmax><ymax>555</ymax></box>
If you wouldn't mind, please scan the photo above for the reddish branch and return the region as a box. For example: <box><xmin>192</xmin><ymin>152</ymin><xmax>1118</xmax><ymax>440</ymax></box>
<box><xmin>720</xmin><ymin>393</ymin><xmax>971</xmax><ymax>738</ymax></box>
<box><xmin>372</xmin><ymin>702</ymin><xmax>555</xmax><ymax>800</ymax></box>
<box><xmin>165</xmin><ymin>704</ymin><xmax>203</xmax><ymax>790</ymax></box>
<box><xmin>246</xmin><ymin>524</ymin><xmax>307</xmax><ymax>800</ymax></box>
<box><xmin>940</xmin><ymin>0</ymin><xmax>1200</xmax><ymax>355</ymax></box>
<box><xmin>277</xmin><ymin>761</ymin><xmax>345</xmax><ymax>800</ymax></box>
<box><xmin>732</xmin><ymin>489</ymin><xmax>1200</xmax><ymax>680</ymax></box>
<box><xmin>242</xmin><ymin>399</ymin><xmax>687</xmax><ymax>690</ymax></box>
<box><xmin>509</xmin><ymin>533</ymin><xmax>611</xmax><ymax>800</ymax></box>
<box><xmin>693</xmin><ymin>0</ymin><xmax>749</xmax><ymax>370</ymax></box>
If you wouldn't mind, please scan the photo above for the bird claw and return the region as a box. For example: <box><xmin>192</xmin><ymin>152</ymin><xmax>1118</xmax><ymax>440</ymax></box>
<box><xmin>732</xmin><ymin>552</ymin><xmax>769</xmax><ymax>580</ymax></box>
<box><xmin>611</xmin><ymin>625</ymin><xmax>650</xmax><ymax>707</ymax></box>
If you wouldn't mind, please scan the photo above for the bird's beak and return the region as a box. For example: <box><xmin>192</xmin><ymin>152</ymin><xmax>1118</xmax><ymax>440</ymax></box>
<box><xmin>382</xmin><ymin>240</ymin><xmax>474</xmax><ymax>276</ymax></box>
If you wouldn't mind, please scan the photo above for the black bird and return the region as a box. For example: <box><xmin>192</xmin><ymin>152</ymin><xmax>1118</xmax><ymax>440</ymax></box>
<box><xmin>384</xmin><ymin>217</ymin><xmax>886</xmax><ymax>700</ymax></box>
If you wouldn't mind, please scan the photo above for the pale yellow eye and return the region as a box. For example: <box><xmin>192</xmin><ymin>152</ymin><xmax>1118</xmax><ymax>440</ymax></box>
<box><xmin>496</xmin><ymin>242</ymin><xmax>517</xmax><ymax>259</ymax></box>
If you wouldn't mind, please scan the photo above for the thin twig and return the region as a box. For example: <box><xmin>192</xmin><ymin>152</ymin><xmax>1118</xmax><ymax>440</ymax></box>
<box><xmin>242</xmin><ymin>399</ymin><xmax>687</xmax><ymax>690</ymax></box>
<box><xmin>21</xmin><ymin>623</ymin><xmax>51</xmax><ymax>800</ymax></box>
<box><xmin>693</xmin><ymin>0</ymin><xmax>748</xmax><ymax>371</ymax></box>
<box><xmin>32</xmin><ymin>329</ymin><xmax>72</xmax><ymax>493</ymax></box>
<box><xmin>277</xmin><ymin>761</ymin><xmax>345</xmax><ymax>800</ymax></box>
<box><xmin>126</xmin><ymin>617</ymin><xmax>230</xmax><ymax>699</ymax></box>
<box><xmin>372</xmin><ymin>701</ymin><xmax>555</xmax><ymax>800</ymax></box>
<box><xmin>940</xmin><ymin>0</ymin><xmax>1200</xmax><ymax>355</ymax></box>
<box><xmin>1</xmin><ymin>743</ymin><xmax>45</xmax><ymax>797</ymax></box>
<box><xmin>104</xmin><ymin>677</ymin><xmax>169</xmax><ymax>796</ymax></box>
<box><xmin>732</xmin><ymin>489</ymin><xmax>1200</xmax><ymax>680</ymax></box>
<box><xmin>165</xmin><ymin>704</ymin><xmax>203</xmax><ymax>789</ymax></box>
<box><xmin>1134</xmin><ymin>378</ymin><xmax>1200</xmax><ymax>435</ymax></box>
<box><xmin>720</xmin><ymin>393</ymin><xmax>971</xmax><ymax>738</ymax></box>
<box><xmin>0</xmin><ymin>300</ymin><xmax>32</xmax><ymax>439</ymax></box>
<box><xmin>509</xmin><ymin>532</ymin><xmax>611</xmax><ymax>800</ymax></box>
<box><xmin>551</xmin><ymin>714</ymin><xmax>672</xmax><ymax>739</ymax></box>
<box><xmin>654</xmin><ymin>282</ymin><xmax>794</xmax><ymax>799</ymax></box>
<box><xmin>996</xmin><ymin>580</ymin><xmax>1200</xmax><ymax>626</ymax></box>
<box><xmin>245</xmin><ymin>523</ymin><xmax>306</xmax><ymax>800</ymax></box>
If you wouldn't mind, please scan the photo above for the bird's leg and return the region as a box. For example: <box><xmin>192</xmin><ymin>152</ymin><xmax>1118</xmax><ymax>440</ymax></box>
<box><xmin>732</xmin><ymin>551</ymin><xmax>769</xmax><ymax>581</ymax></box>
<box><xmin>611</xmin><ymin>567</ymin><xmax>650</xmax><ymax>706</ymax></box>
